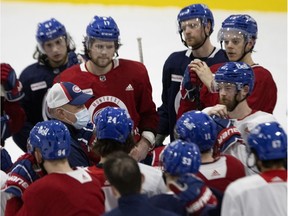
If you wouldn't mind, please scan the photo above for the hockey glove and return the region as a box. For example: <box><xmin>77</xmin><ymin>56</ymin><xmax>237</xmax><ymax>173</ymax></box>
<box><xmin>0</xmin><ymin>63</ymin><xmax>24</xmax><ymax>102</ymax></box>
<box><xmin>181</xmin><ymin>66</ymin><xmax>201</xmax><ymax>101</ymax></box>
<box><xmin>212</xmin><ymin>115</ymin><xmax>243</xmax><ymax>157</ymax></box>
<box><xmin>4</xmin><ymin>153</ymin><xmax>43</xmax><ymax>197</ymax></box>
<box><xmin>168</xmin><ymin>174</ymin><xmax>217</xmax><ymax>215</ymax></box>
<box><xmin>77</xmin><ymin>121</ymin><xmax>99</xmax><ymax>164</ymax></box>
<box><xmin>0</xmin><ymin>147</ymin><xmax>13</xmax><ymax>173</ymax></box>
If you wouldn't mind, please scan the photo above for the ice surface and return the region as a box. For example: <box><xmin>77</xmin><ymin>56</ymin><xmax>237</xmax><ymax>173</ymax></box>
<box><xmin>1</xmin><ymin>2</ymin><xmax>287</xmax><ymax>162</ymax></box>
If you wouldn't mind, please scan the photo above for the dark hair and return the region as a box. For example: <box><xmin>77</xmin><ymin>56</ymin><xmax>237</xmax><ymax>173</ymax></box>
<box><xmin>252</xmin><ymin>149</ymin><xmax>287</xmax><ymax>170</ymax></box>
<box><xmin>33</xmin><ymin>34</ymin><xmax>76</xmax><ymax>65</ymax></box>
<box><xmin>92</xmin><ymin>134</ymin><xmax>136</xmax><ymax>157</ymax></box>
<box><xmin>103</xmin><ymin>151</ymin><xmax>142</xmax><ymax>196</ymax></box>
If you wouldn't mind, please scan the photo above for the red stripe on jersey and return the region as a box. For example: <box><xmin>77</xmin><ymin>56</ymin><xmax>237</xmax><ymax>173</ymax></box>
<box><xmin>260</xmin><ymin>170</ymin><xmax>287</xmax><ymax>183</ymax></box>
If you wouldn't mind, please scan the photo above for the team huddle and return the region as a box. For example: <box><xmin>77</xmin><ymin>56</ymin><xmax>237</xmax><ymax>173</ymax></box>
<box><xmin>1</xmin><ymin>3</ymin><xmax>286</xmax><ymax>216</ymax></box>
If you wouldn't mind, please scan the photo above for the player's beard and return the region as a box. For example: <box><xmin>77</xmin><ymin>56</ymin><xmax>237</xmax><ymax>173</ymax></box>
<box><xmin>187</xmin><ymin>36</ymin><xmax>204</xmax><ymax>50</ymax></box>
<box><xmin>219</xmin><ymin>95</ymin><xmax>238</xmax><ymax>112</ymax></box>
<box><xmin>91</xmin><ymin>56</ymin><xmax>112</xmax><ymax>69</ymax></box>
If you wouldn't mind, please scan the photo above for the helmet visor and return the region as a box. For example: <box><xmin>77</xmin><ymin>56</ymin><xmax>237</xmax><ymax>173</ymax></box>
<box><xmin>217</xmin><ymin>28</ymin><xmax>250</xmax><ymax>42</ymax></box>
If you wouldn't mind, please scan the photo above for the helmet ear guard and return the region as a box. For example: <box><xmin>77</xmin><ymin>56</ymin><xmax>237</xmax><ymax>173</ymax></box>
<box><xmin>175</xmin><ymin>110</ymin><xmax>217</xmax><ymax>152</ymax></box>
<box><xmin>36</xmin><ymin>18</ymin><xmax>69</xmax><ymax>54</ymax></box>
<box><xmin>94</xmin><ymin>106</ymin><xmax>134</xmax><ymax>143</ymax></box>
<box><xmin>215</xmin><ymin>62</ymin><xmax>255</xmax><ymax>95</ymax></box>
<box><xmin>160</xmin><ymin>139</ymin><xmax>201</xmax><ymax>175</ymax></box>
<box><xmin>86</xmin><ymin>16</ymin><xmax>120</xmax><ymax>41</ymax></box>
<box><xmin>247</xmin><ymin>122</ymin><xmax>287</xmax><ymax>161</ymax></box>
<box><xmin>29</xmin><ymin>120</ymin><xmax>71</xmax><ymax>160</ymax></box>
<box><xmin>218</xmin><ymin>14</ymin><xmax>257</xmax><ymax>51</ymax></box>
<box><xmin>177</xmin><ymin>4</ymin><xmax>214</xmax><ymax>35</ymax></box>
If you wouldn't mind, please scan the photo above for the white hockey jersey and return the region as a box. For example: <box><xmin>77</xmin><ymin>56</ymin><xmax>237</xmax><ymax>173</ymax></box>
<box><xmin>221</xmin><ymin>170</ymin><xmax>287</xmax><ymax>216</ymax></box>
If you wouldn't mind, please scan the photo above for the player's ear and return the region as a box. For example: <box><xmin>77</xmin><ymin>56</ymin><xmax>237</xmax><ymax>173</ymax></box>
<box><xmin>34</xmin><ymin>148</ymin><xmax>43</xmax><ymax>164</ymax></box>
<box><xmin>205</xmin><ymin>21</ymin><xmax>212</xmax><ymax>35</ymax></box>
<box><xmin>242</xmin><ymin>85</ymin><xmax>250</xmax><ymax>96</ymax></box>
<box><xmin>246</xmin><ymin>38</ymin><xmax>256</xmax><ymax>51</ymax></box>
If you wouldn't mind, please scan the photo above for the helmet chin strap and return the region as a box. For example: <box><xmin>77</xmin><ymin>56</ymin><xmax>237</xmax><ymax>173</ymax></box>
<box><xmin>220</xmin><ymin>41</ymin><xmax>255</xmax><ymax>63</ymax></box>
<box><xmin>236</xmin><ymin>41</ymin><xmax>255</xmax><ymax>62</ymax></box>
<box><xmin>228</xmin><ymin>91</ymin><xmax>247</xmax><ymax>112</ymax></box>
<box><xmin>191</xmin><ymin>34</ymin><xmax>208</xmax><ymax>50</ymax></box>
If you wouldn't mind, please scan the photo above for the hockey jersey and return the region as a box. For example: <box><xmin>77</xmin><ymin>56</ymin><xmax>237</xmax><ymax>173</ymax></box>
<box><xmin>54</xmin><ymin>59</ymin><xmax>158</xmax><ymax>142</ymax></box>
<box><xmin>222</xmin><ymin>170</ymin><xmax>287</xmax><ymax>216</ymax></box>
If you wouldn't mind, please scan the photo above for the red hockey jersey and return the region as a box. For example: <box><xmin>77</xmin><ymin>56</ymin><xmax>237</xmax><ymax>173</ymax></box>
<box><xmin>54</xmin><ymin>59</ymin><xmax>158</xmax><ymax>141</ymax></box>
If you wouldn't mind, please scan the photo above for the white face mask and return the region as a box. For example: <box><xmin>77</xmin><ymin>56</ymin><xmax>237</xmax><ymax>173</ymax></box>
<box><xmin>62</xmin><ymin>108</ymin><xmax>90</xmax><ymax>129</ymax></box>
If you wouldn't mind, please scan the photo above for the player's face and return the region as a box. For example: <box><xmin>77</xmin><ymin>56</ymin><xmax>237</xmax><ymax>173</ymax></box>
<box><xmin>42</xmin><ymin>36</ymin><xmax>68</xmax><ymax>67</ymax></box>
<box><xmin>222</xmin><ymin>33</ymin><xmax>246</xmax><ymax>61</ymax></box>
<box><xmin>89</xmin><ymin>40</ymin><xmax>116</xmax><ymax>68</ymax></box>
<box><xmin>180</xmin><ymin>18</ymin><xmax>205</xmax><ymax>48</ymax></box>
<box><xmin>218</xmin><ymin>82</ymin><xmax>239</xmax><ymax>111</ymax></box>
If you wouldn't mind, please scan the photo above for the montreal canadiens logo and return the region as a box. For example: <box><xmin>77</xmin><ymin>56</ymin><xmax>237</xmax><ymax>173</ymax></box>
<box><xmin>88</xmin><ymin>96</ymin><xmax>128</xmax><ymax>122</ymax></box>
<box><xmin>72</xmin><ymin>85</ymin><xmax>81</xmax><ymax>93</ymax></box>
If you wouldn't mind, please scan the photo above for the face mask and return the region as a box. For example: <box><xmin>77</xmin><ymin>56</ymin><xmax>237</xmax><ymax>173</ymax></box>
<box><xmin>63</xmin><ymin>108</ymin><xmax>90</xmax><ymax>129</ymax></box>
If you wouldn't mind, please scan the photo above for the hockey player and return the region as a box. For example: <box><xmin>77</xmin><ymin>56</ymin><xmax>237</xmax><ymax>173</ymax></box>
<box><xmin>87</xmin><ymin>106</ymin><xmax>166</xmax><ymax>212</ymax></box>
<box><xmin>4</xmin><ymin>120</ymin><xmax>104</xmax><ymax>216</ymax></box>
<box><xmin>13</xmin><ymin>18</ymin><xmax>80</xmax><ymax>151</ymax></box>
<box><xmin>202</xmin><ymin>62</ymin><xmax>277</xmax><ymax>174</ymax></box>
<box><xmin>156</xmin><ymin>3</ymin><xmax>228</xmax><ymax>145</ymax></box>
<box><xmin>221</xmin><ymin>122</ymin><xmax>287</xmax><ymax>216</ymax></box>
<box><xmin>55</xmin><ymin>15</ymin><xmax>158</xmax><ymax>162</ymax></box>
<box><xmin>151</xmin><ymin>139</ymin><xmax>218</xmax><ymax>215</ymax></box>
<box><xmin>175</xmin><ymin>110</ymin><xmax>246</xmax><ymax>192</ymax></box>
<box><xmin>103</xmin><ymin>152</ymin><xmax>178</xmax><ymax>216</ymax></box>
<box><xmin>178</xmin><ymin>14</ymin><xmax>277</xmax><ymax>117</ymax></box>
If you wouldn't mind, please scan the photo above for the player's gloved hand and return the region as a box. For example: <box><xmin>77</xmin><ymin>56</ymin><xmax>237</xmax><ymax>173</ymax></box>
<box><xmin>4</xmin><ymin>153</ymin><xmax>44</xmax><ymax>197</ymax></box>
<box><xmin>77</xmin><ymin>121</ymin><xmax>99</xmax><ymax>164</ymax></box>
<box><xmin>0</xmin><ymin>147</ymin><xmax>13</xmax><ymax>173</ymax></box>
<box><xmin>181</xmin><ymin>67</ymin><xmax>200</xmax><ymax>101</ymax></box>
<box><xmin>211</xmin><ymin>115</ymin><xmax>243</xmax><ymax>157</ymax></box>
<box><xmin>1</xmin><ymin>114</ymin><xmax>11</xmax><ymax>143</ymax></box>
<box><xmin>67</xmin><ymin>51</ymin><xmax>80</xmax><ymax>68</ymax></box>
<box><xmin>77</xmin><ymin>121</ymin><xmax>96</xmax><ymax>150</ymax></box>
<box><xmin>0</xmin><ymin>63</ymin><xmax>24</xmax><ymax>102</ymax></box>
<box><xmin>168</xmin><ymin>174</ymin><xmax>217</xmax><ymax>215</ymax></box>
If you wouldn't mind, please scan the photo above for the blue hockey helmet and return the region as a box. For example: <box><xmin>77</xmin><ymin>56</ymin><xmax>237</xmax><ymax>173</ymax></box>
<box><xmin>218</xmin><ymin>14</ymin><xmax>258</xmax><ymax>42</ymax></box>
<box><xmin>36</xmin><ymin>18</ymin><xmax>67</xmax><ymax>44</ymax></box>
<box><xmin>215</xmin><ymin>62</ymin><xmax>254</xmax><ymax>94</ymax></box>
<box><xmin>28</xmin><ymin>120</ymin><xmax>71</xmax><ymax>160</ymax></box>
<box><xmin>177</xmin><ymin>4</ymin><xmax>214</xmax><ymax>33</ymax></box>
<box><xmin>94</xmin><ymin>107</ymin><xmax>133</xmax><ymax>143</ymax></box>
<box><xmin>86</xmin><ymin>16</ymin><xmax>120</xmax><ymax>41</ymax></box>
<box><xmin>247</xmin><ymin>122</ymin><xmax>287</xmax><ymax>161</ymax></box>
<box><xmin>160</xmin><ymin>139</ymin><xmax>201</xmax><ymax>175</ymax></box>
<box><xmin>175</xmin><ymin>111</ymin><xmax>217</xmax><ymax>152</ymax></box>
